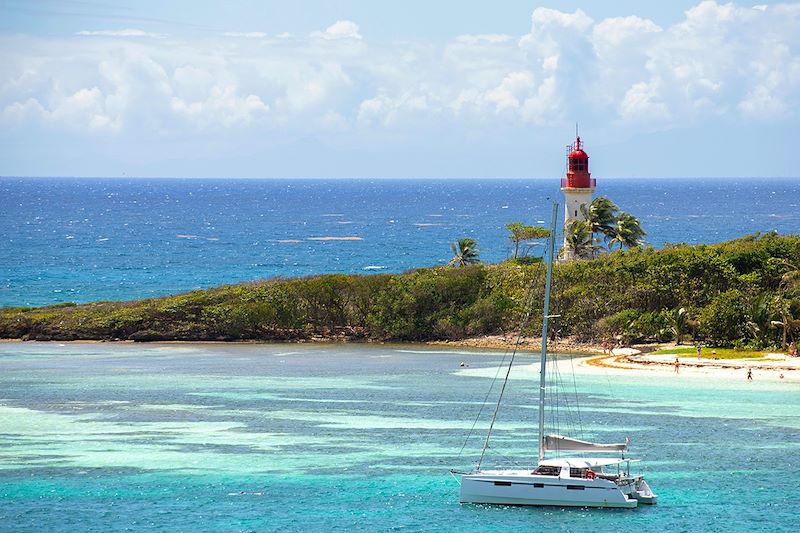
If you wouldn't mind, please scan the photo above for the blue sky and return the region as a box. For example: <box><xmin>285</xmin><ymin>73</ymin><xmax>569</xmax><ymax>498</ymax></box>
<box><xmin>1</xmin><ymin>1</ymin><xmax>797</xmax><ymax>178</ymax></box>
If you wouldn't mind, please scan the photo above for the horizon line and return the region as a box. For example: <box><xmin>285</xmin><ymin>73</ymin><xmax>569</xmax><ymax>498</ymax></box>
<box><xmin>1</xmin><ymin>175</ymin><xmax>798</xmax><ymax>180</ymax></box>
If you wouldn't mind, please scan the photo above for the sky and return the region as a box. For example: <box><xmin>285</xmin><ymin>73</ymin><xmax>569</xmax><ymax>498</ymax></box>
<box><xmin>0</xmin><ymin>0</ymin><xmax>797</xmax><ymax>178</ymax></box>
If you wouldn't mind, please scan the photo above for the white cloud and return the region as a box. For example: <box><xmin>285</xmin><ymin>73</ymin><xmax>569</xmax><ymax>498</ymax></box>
<box><xmin>738</xmin><ymin>84</ymin><xmax>786</xmax><ymax>118</ymax></box>
<box><xmin>619</xmin><ymin>82</ymin><xmax>670</xmax><ymax>122</ymax></box>
<box><xmin>455</xmin><ymin>34</ymin><xmax>512</xmax><ymax>45</ymax></box>
<box><xmin>222</xmin><ymin>32</ymin><xmax>268</xmax><ymax>38</ymax></box>
<box><xmin>485</xmin><ymin>71</ymin><xmax>536</xmax><ymax>112</ymax></box>
<box><xmin>530</xmin><ymin>7</ymin><xmax>593</xmax><ymax>32</ymax></box>
<box><xmin>277</xmin><ymin>62</ymin><xmax>353</xmax><ymax>113</ymax></box>
<box><xmin>76</xmin><ymin>29</ymin><xmax>163</xmax><ymax>38</ymax></box>
<box><xmin>2</xmin><ymin>87</ymin><xmax>121</xmax><ymax>132</ymax></box>
<box><xmin>313</xmin><ymin>20</ymin><xmax>362</xmax><ymax>40</ymax></box>
<box><xmin>2</xmin><ymin>3</ymin><xmax>799</xmax><ymax>140</ymax></box>
<box><xmin>171</xmin><ymin>86</ymin><xmax>268</xmax><ymax>127</ymax></box>
<box><xmin>357</xmin><ymin>91</ymin><xmax>433</xmax><ymax>126</ymax></box>
<box><xmin>592</xmin><ymin>16</ymin><xmax>661</xmax><ymax>55</ymax></box>
<box><xmin>2</xmin><ymin>97</ymin><xmax>47</xmax><ymax>122</ymax></box>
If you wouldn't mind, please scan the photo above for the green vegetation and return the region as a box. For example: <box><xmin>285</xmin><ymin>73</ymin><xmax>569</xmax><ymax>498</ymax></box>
<box><xmin>449</xmin><ymin>238</ymin><xmax>480</xmax><ymax>266</ymax></box>
<box><xmin>505</xmin><ymin>222</ymin><xmax>551</xmax><ymax>259</ymax></box>
<box><xmin>607</xmin><ymin>212</ymin><xmax>647</xmax><ymax>251</ymax></box>
<box><xmin>650</xmin><ymin>347</ymin><xmax>765</xmax><ymax>359</ymax></box>
<box><xmin>565</xmin><ymin>197</ymin><xmax>646</xmax><ymax>259</ymax></box>
<box><xmin>564</xmin><ymin>219</ymin><xmax>599</xmax><ymax>259</ymax></box>
<box><xmin>1</xmin><ymin>233</ymin><xmax>798</xmax><ymax>348</ymax></box>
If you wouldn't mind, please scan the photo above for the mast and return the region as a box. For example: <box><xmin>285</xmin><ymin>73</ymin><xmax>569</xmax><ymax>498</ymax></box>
<box><xmin>538</xmin><ymin>202</ymin><xmax>559</xmax><ymax>463</ymax></box>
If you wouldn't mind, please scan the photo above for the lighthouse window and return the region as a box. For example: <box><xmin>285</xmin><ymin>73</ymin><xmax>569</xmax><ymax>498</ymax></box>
<box><xmin>575</xmin><ymin>210</ymin><xmax>578</xmax><ymax>216</ymax></box>
<box><xmin>570</xmin><ymin>159</ymin><xmax>586</xmax><ymax>171</ymax></box>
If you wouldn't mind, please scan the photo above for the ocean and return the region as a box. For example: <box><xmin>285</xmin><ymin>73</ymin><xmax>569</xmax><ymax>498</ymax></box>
<box><xmin>2</xmin><ymin>178</ymin><xmax>799</xmax><ymax>531</ymax></box>
<box><xmin>1</xmin><ymin>177</ymin><xmax>798</xmax><ymax>307</ymax></box>
<box><xmin>0</xmin><ymin>342</ymin><xmax>797</xmax><ymax>532</ymax></box>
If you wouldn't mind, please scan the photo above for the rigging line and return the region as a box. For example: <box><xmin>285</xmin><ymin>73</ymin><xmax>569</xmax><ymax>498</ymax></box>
<box><xmin>457</xmin><ymin>342</ymin><xmax>514</xmax><ymax>459</ymax></box>
<box><xmin>549</xmin><ymin>337</ymin><xmax>571</xmax><ymax>437</ymax></box>
<box><xmin>477</xmin><ymin>300</ymin><xmax>533</xmax><ymax>468</ymax></box>
<box><xmin>457</xmin><ymin>260</ymin><xmax>545</xmax><ymax>461</ymax></box>
<box><xmin>553</xmin><ymin>351</ymin><xmax>578</xmax><ymax>438</ymax></box>
<box><xmin>476</xmin><ymin>262</ymin><xmax>544</xmax><ymax>470</ymax></box>
<box><xmin>549</xmin><ymin>329</ymin><xmax>576</xmax><ymax>442</ymax></box>
<box><xmin>568</xmin><ymin>350</ymin><xmax>586</xmax><ymax>440</ymax></box>
<box><xmin>551</xmin><ymin>325</ymin><xmax>577</xmax><ymax>439</ymax></box>
<box><xmin>461</xmin><ymin>261</ymin><xmax>544</xmax><ymax>463</ymax></box>
<box><xmin>551</xmin><ymin>352</ymin><xmax>567</xmax><ymax>436</ymax></box>
<box><xmin>482</xmin><ymin>443</ymin><xmax>526</xmax><ymax>469</ymax></box>
<box><xmin>550</xmin><ymin>326</ymin><xmax>583</xmax><ymax>441</ymax></box>
<box><xmin>550</xmin><ymin>352</ymin><xmax>561</xmax><ymax>450</ymax></box>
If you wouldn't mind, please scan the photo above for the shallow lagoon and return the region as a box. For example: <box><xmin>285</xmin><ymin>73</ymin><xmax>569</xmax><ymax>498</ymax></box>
<box><xmin>1</xmin><ymin>342</ymin><xmax>798</xmax><ymax>532</ymax></box>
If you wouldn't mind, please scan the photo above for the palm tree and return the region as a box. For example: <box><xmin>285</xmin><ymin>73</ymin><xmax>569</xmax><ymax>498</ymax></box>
<box><xmin>607</xmin><ymin>212</ymin><xmax>646</xmax><ymax>250</ymax></box>
<box><xmin>778</xmin><ymin>260</ymin><xmax>800</xmax><ymax>293</ymax></box>
<box><xmin>581</xmin><ymin>196</ymin><xmax>619</xmax><ymax>240</ymax></box>
<box><xmin>771</xmin><ymin>295</ymin><xmax>797</xmax><ymax>350</ymax></box>
<box><xmin>747</xmin><ymin>294</ymin><xmax>774</xmax><ymax>348</ymax></box>
<box><xmin>449</xmin><ymin>238</ymin><xmax>480</xmax><ymax>266</ymax></box>
<box><xmin>772</xmin><ymin>260</ymin><xmax>800</xmax><ymax>348</ymax></box>
<box><xmin>666</xmin><ymin>307</ymin><xmax>688</xmax><ymax>345</ymax></box>
<box><xmin>562</xmin><ymin>220</ymin><xmax>597</xmax><ymax>259</ymax></box>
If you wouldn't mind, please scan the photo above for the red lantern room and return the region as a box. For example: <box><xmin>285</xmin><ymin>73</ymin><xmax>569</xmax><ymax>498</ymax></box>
<box><xmin>561</xmin><ymin>136</ymin><xmax>596</xmax><ymax>190</ymax></box>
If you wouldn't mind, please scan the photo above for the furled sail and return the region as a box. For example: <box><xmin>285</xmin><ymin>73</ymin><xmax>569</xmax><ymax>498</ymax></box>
<box><xmin>543</xmin><ymin>434</ymin><xmax>627</xmax><ymax>452</ymax></box>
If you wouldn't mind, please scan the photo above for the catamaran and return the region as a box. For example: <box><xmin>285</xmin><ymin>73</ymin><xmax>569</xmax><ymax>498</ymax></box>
<box><xmin>453</xmin><ymin>203</ymin><xmax>657</xmax><ymax>508</ymax></box>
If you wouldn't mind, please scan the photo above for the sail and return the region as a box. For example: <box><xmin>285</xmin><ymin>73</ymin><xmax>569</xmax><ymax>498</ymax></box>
<box><xmin>543</xmin><ymin>434</ymin><xmax>628</xmax><ymax>452</ymax></box>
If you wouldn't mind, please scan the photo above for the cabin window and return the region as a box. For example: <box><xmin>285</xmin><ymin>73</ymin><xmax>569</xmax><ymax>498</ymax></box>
<box><xmin>570</xmin><ymin>468</ymin><xmax>586</xmax><ymax>478</ymax></box>
<box><xmin>566</xmin><ymin>485</ymin><xmax>586</xmax><ymax>490</ymax></box>
<box><xmin>493</xmin><ymin>481</ymin><xmax>512</xmax><ymax>486</ymax></box>
<box><xmin>533</xmin><ymin>483</ymin><xmax>544</xmax><ymax>488</ymax></box>
<box><xmin>533</xmin><ymin>465</ymin><xmax>560</xmax><ymax>476</ymax></box>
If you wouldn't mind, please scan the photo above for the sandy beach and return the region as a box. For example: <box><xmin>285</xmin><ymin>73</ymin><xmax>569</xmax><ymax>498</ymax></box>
<box><xmin>577</xmin><ymin>351</ymin><xmax>800</xmax><ymax>383</ymax></box>
<box><xmin>433</xmin><ymin>334</ymin><xmax>800</xmax><ymax>383</ymax></box>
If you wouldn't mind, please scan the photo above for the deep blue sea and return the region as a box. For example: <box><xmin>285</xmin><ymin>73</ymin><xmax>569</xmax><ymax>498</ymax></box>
<box><xmin>1</xmin><ymin>177</ymin><xmax>798</xmax><ymax>307</ymax></box>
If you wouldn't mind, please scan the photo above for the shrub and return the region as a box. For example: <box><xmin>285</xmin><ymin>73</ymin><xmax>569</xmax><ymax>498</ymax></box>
<box><xmin>699</xmin><ymin>289</ymin><xmax>749</xmax><ymax>345</ymax></box>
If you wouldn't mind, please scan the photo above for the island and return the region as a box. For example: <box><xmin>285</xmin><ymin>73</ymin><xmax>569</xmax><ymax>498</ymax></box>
<box><xmin>2</xmin><ymin>234</ymin><xmax>798</xmax><ymax>375</ymax></box>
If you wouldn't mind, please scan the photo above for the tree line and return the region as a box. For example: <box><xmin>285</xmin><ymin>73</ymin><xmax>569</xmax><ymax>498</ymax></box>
<box><xmin>1</xmin><ymin>233</ymin><xmax>798</xmax><ymax>350</ymax></box>
<box><xmin>448</xmin><ymin>197</ymin><xmax>645</xmax><ymax>267</ymax></box>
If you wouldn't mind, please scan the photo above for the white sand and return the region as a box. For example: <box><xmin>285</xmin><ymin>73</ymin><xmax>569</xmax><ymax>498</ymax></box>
<box><xmin>576</xmin><ymin>351</ymin><xmax>800</xmax><ymax>383</ymax></box>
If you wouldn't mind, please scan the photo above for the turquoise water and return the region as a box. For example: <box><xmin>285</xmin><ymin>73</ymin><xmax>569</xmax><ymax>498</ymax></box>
<box><xmin>1</xmin><ymin>342</ymin><xmax>798</xmax><ymax>532</ymax></box>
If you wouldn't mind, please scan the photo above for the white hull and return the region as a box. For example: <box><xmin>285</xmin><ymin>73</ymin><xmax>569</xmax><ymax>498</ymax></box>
<box><xmin>460</xmin><ymin>470</ymin><xmax>643</xmax><ymax>509</ymax></box>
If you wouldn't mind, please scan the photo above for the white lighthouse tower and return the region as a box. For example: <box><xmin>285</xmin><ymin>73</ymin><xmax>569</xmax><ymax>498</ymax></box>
<box><xmin>560</xmin><ymin>134</ymin><xmax>596</xmax><ymax>257</ymax></box>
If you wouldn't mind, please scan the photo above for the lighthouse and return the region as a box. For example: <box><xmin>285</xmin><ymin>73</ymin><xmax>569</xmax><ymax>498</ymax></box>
<box><xmin>560</xmin><ymin>134</ymin><xmax>596</xmax><ymax>256</ymax></box>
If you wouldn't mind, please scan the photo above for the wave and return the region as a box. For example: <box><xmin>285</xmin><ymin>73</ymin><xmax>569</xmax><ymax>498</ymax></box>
<box><xmin>307</xmin><ymin>236</ymin><xmax>363</xmax><ymax>241</ymax></box>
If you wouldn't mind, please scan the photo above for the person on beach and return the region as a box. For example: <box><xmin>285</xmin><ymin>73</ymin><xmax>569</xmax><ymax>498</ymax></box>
<box><xmin>601</xmin><ymin>340</ymin><xmax>609</xmax><ymax>355</ymax></box>
<box><xmin>696</xmin><ymin>345</ymin><xmax>702</xmax><ymax>358</ymax></box>
<box><xmin>746</xmin><ymin>368</ymin><xmax>753</xmax><ymax>381</ymax></box>
<box><xmin>674</xmin><ymin>358</ymin><xmax>680</xmax><ymax>373</ymax></box>
<box><xmin>789</xmin><ymin>342</ymin><xmax>797</xmax><ymax>357</ymax></box>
